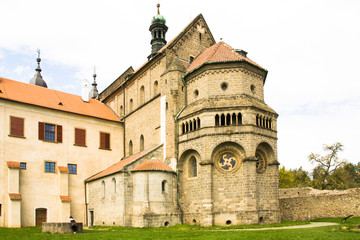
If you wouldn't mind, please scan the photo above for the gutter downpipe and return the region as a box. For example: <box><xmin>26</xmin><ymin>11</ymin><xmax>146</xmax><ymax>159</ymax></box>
<box><xmin>174</xmin><ymin>75</ymin><xmax>187</xmax><ymax>224</ymax></box>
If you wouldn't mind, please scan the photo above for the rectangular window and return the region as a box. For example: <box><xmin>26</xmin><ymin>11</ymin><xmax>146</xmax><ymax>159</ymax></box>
<box><xmin>38</xmin><ymin>122</ymin><xmax>62</xmax><ymax>143</ymax></box>
<box><xmin>99</xmin><ymin>132</ymin><xmax>110</xmax><ymax>150</ymax></box>
<box><xmin>45</xmin><ymin>124</ymin><xmax>55</xmax><ymax>142</ymax></box>
<box><xmin>45</xmin><ymin>162</ymin><xmax>55</xmax><ymax>173</ymax></box>
<box><xmin>20</xmin><ymin>162</ymin><xmax>26</xmax><ymax>170</ymax></box>
<box><xmin>10</xmin><ymin>116</ymin><xmax>24</xmax><ymax>137</ymax></box>
<box><xmin>74</xmin><ymin>128</ymin><xmax>86</xmax><ymax>146</ymax></box>
<box><xmin>68</xmin><ymin>164</ymin><xmax>77</xmax><ymax>174</ymax></box>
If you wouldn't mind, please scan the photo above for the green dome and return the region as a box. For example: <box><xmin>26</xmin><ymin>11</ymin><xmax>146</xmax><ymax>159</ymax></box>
<box><xmin>151</xmin><ymin>14</ymin><xmax>166</xmax><ymax>25</ymax></box>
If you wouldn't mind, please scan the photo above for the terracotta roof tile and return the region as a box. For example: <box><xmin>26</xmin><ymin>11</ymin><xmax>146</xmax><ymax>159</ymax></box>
<box><xmin>60</xmin><ymin>195</ymin><xmax>71</xmax><ymax>202</ymax></box>
<box><xmin>86</xmin><ymin>145</ymin><xmax>162</xmax><ymax>182</ymax></box>
<box><xmin>58</xmin><ymin>166</ymin><xmax>69</xmax><ymax>172</ymax></box>
<box><xmin>7</xmin><ymin>161</ymin><xmax>20</xmax><ymax>169</ymax></box>
<box><xmin>186</xmin><ymin>41</ymin><xmax>266</xmax><ymax>74</ymax></box>
<box><xmin>0</xmin><ymin>77</ymin><xmax>120</xmax><ymax>122</ymax></box>
<box><xmin>132</xmin><ymin>159</ymin><xmax>175</xmax><ymax>173</ymax></box>
<box><xmin>9</xmin><ymin>193</ymin><xmax>22</xmax><ymax>200</ymax></box>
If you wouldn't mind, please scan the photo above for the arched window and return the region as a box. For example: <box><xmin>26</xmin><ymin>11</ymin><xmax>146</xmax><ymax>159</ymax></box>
<box><xmin>193</xmin><ymin>119</ymin><xmax>197</xmax><ymax>130</ymax></box>
<box><xmin>112</xmin><ymin>178</ymin><xmax>116</xmax><ymax>194</ymax></box>
<box><xmin>129</xmin><ymin>99</ymin><xmax>133</xmax><ymax>112</ymax></box>
<box><xmin>189</xmin><ymin>120</ymin><xmax>193</xmax><ymax>132</ymax></box>
<box><xmin>182</xmin><ymin>123</ymin><xmax>185</xmax><ymax>134</ymax></box>
<box><xmin>221</xmin><ymin>114</ymin><xmax>225</xmax><ymax>126</ymax></box>
<box><xmin>186</xmin><ymin>122</ymin><xmax>189</xmax><ymax>133</ymax></box>
<box><xmin>162</xmin><ymin>180</ymin><xmax>167</xmax><ymax>193</ymax></box>
<box><xmin>232</xmin><ymin>113</ymin><xmax>237</xmax><ymax>125</ymax></box>
<box><xmin>188</xmin><ymin>156</ymin><xmax>197</xmax><ymax>178</ymax></box>
<box><xmin>197</xmin><ymin>118</ymin><xmax>200</xmax><ymax>129</ymax></box>
<box><xmin>140</xmin><ymin>86</ymin><xmax>145</xmax><ymax>105</ymax></box>
<box><xmin>226</xmin><ymin>114</ymin><xmax>231</xmax><ymax>126</ymax></box>
<box><xmin>129</xmin><ymin>140</ymin><xmax>133</xmax><ymax>155</ymax></box>
<box><xmin>101</xmin><ymin>181</ymin><xmax>105</xmax><ymax>198</ymax></box>
<box><xmin>269</xmin><ymin>119</ymin><xmax>272</xmax><ymax>129</ymax></box>
<box><xmin>238</xmin><ymin>113</ymin><xmax>242</xmax><ymax>125</ymax></box>
<box><xmin>215</xmin><ymin>114</ymin><xmax>219</xmax><ymax>126</ymax></box>
<box><xmin>262</xmin><ymin>117</ymin><xmax>266</xmax><ymax>128</ymax></box>
<box><xmin>154</xmin><ymin>81</ymin><xmax>158</xmax><ymax>96</ymax></box>
<box><xmin>140</xmin><ymin>135</ymin><xmax>144</xmax><ymax>151</ymax></box>
<box><xmin>266</xmin><ymin>118</ymin><xmax>269</xmax><ymax>129</ymax></box>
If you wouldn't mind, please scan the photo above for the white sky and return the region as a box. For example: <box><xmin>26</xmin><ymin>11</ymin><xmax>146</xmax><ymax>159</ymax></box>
<box><xmin>1</xmin><ymin>0</ymin><xmax>359</xmax><ymax>171</ymax></box>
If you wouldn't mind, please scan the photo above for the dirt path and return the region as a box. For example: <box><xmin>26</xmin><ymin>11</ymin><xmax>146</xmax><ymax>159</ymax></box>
<box><xmin>217</xmin><ymin>222</ymin><xmax>338</xmax><ymax>231</ymax></box>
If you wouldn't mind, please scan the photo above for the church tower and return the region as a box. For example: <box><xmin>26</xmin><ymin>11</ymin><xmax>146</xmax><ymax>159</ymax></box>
<box><xmin>29</xmin><ymin>50</ymin><xmax>47</xmax><ymax>88</ymax></box>
<box><xmin>148</xmin><ymin>4</ymin><xmax>168</xmax><ymax>60</ymax></box>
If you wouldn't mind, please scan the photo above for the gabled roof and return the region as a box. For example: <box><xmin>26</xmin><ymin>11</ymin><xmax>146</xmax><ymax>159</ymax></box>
<box><xmin>158</xmin><ymin>14</ymin><xmax>215</xmax><ymax>53</ymax></box>
<box><xmin>0</xmin><ymin>77</ymin><xmax>120</xmax><ymax>122</ymax></box>
<box><xmin>102</xmin><ymin>14</ymin><xmax>215</xmax><ymax>96</ymax></box>
<box><xmin>186</xmin><ymin>41</ymin><xmax>266</xmax><ymax>75</ymax></box>
<box><xmin>85</xmin><ymin>145</ymin><xmax>163</xmax><ymax>182</ymax></box>
<box><xmin>132</xmin><ymin>158</ymin><xmax>175</xmax><ymax>173</ymax></box>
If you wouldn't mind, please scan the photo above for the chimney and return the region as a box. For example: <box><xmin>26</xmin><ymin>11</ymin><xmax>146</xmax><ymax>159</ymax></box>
<box><xmin>82</xmin><ymin>79</ymin><xmax>89</xmax><ymax>102</ymax></box>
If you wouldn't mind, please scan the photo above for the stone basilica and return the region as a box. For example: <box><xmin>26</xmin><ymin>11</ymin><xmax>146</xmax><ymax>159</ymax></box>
<box><xmin>0</xmin><ymin>5</ymin><xmax>279</xmax><ymax>228</ymax></box>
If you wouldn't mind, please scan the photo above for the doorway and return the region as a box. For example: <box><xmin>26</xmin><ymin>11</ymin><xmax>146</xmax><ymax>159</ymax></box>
<box><xmin>35</xmin><ymin>208</ymin><xmax>47</xmax><ymax>226</ymax></box>
<box><xmin>89</xmin><ymin>211</ymin><xmax>94</xmax><ymax>226</ymax></box>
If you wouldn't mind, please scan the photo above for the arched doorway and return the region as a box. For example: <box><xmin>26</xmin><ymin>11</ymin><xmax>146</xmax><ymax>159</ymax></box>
<box><xmin>35</xmin><ymin>208</ymin><xmax>47</xmax><ymax>226</ymax></box>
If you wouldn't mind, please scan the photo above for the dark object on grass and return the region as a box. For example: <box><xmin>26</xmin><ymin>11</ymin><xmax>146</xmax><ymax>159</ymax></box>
<box><xmin>341</xmin><ymin>215</ymin><xmax>353</xmax><ymax>223</ymax></box>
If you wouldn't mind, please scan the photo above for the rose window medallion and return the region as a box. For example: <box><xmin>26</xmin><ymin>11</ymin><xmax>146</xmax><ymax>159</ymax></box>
<box><xmin>218</xmin><ymin>153</ymin><xmax>237</xmax><ymax>171</ymax></box>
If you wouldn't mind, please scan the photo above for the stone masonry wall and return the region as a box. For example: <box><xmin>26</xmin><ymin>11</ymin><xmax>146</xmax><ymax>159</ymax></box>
<box><xmin>280</xmin><ymin>187</ymin><xmax>360</xmax><ymax>221</ymax></box>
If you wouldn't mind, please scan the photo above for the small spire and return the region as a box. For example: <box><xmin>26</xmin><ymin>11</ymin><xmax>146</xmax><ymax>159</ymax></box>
<box><xmin>29</xmin><ymin>49</ymin><xmax>47</xmax><ymax>88</ymax></box>
<box><xmin>157</xmin><ymin>3</ymin><xmax>160</xmax><ymax>15</ymax></box>
<box><xmin>89</xmin><ymin>66</ymin><xmax>99</xmax><ymax>99</ymax></box>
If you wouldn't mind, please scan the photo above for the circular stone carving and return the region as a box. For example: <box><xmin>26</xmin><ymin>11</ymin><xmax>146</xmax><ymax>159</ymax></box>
<box><xmin>213</xmin><ymin>146</ymin><xmax>243</xmax><ymax>173</ymax></box>
<box><xmin>255</xmin><ymin>149</ymin><xmax>267</xmax><ymax>174</ymax></box>
<box><xmin>218</xmin><ymin>153</ymin><xmax>237</xmax><ymax>171</ymax></box>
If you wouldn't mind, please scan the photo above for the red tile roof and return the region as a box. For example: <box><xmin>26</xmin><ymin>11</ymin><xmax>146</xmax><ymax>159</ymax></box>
<box><xmin>86</xmin><ymin>145</ymin><xmax>163</xmax><ymax>182</ymax></box>
<box><xmin>60</xmin><ymin>195</ymin><xmax>71</xmax><ymax>202</ymax></box>
<box><xmin>7</xmin><ymin>161</ymin><xmax>20</xmax><ymax>169</ymax></box>
<box><xmin>132</xmin><ymin>159</ymin><xmax>175</xmax><ymax>173</ymax></box>
<box><xmin>186</xmin><ymin>41</ymin><xmax>266</xmax><ymax>74</ymax></box>
<box><xmin>58</xmin><ymin>166</ymin><xmax>69</xmax><ymax>173</ymax></box>
<box><xmin>0</xmin><ymin>77</ymin><xmax>120</xmax><ymax>122</ymax></box>
<box><xmin>9</xmin><ymin>193</ymin><xmax>22</xmax><ymax>200</ymax></box>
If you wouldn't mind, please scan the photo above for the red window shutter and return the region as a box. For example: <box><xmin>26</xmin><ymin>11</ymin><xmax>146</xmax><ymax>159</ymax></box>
<box><xmin>75</xmin><ymin>128</ymin><xmax>85</xmax><ymax>146</ymax></box>
<box><xmin>100</xmin><ymin>132</ymin><xmax>105</xmax><ymax>149</ymax></box>
<box><xmin>105</xmin><ymin>133</ymin><xmax>110</xmax><ymax>149</ymax></box>
<box><xmin>10</xmin><ymin>117</ymin><xmax>24</xmax><ymax>137</ymax></box>
<box><xmin>57</xmin><ymin>125</ymin><xmax>62</xmax><ymax>143</ymax></box>
<box><xmin>38</xmin><ymin>122</ymin><xmax>45</xmax><ymax>140</ymax></box>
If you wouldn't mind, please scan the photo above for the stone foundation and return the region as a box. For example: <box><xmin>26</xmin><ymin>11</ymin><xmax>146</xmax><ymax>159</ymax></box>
<box><xmin>42</xmin><ymin>222</ymin><xmax>83</xmax><ymax>234</ymax></box>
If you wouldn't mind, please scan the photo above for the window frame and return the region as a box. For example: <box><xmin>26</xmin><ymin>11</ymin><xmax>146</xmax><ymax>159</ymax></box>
<box><xmin>9</xmin><ymin>116</ymin><xmax>25</xmax><ymax>138</ymax></box>
<box><xmin>99</xmin><ymin>132</ymin><xmax>111</xmax><ymax>150</ymax></box>
<box><xmin>20</xmin><ymin>162</ymin><xmax>26</xmax><ymax>170</ymax></box>
<box><xmin>67</xmin><ymin>164</ymin><xmax>77</xmax><ymax>174</ymax></box>
<box><xmin>39</xmin><ymin>122</ymin><xmax>62</xmax><ymax>143</ymax></box>
<box><xmin>45</xmin><ymin>161</ymin><xmax>56</xmax><ymax>173</ymax></box>
<box><xmin>74</xmin><ymin>128</ymin><xmax>86</xmax><ymax>147</ymax></box>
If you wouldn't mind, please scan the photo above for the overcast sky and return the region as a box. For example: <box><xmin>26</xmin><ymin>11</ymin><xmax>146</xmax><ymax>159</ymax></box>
<box><xmin>1</xmin><ymin>0</ymin><xmax>359</xmax><ymax>171</ymax></box>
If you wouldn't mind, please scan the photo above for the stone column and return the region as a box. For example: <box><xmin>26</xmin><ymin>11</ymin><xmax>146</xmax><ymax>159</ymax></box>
<box><xmin>199</xmin><ymin>160</ymin><xmax>213</xmax><ymax>226</ymax></box>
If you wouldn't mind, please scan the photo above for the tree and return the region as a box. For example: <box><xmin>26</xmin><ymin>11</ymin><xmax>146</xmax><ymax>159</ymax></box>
<box><xmin>279</xmin><ymin>166</ymin><xmax>311</xmax><ymax>188</ymax></box>
<box><xmin>308</xmin><ymin>142</ymin><xmax>347</xmax><ymax>190</ymax></box>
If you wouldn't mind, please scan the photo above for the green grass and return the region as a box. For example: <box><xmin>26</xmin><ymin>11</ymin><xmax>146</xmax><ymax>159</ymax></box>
<box><xmin>0</xmin><ymin>219</ymin><xmax>359</xmax><ymax>240</ymax></box>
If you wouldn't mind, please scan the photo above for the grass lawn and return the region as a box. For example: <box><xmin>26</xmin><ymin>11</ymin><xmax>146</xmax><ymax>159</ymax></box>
<box><xmin>1</xmin><ymin>218</ymin><xmax>359</xmax><ymax>240</ymax></box>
